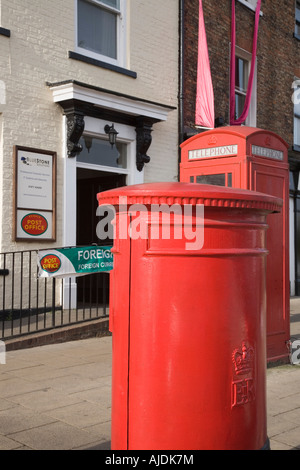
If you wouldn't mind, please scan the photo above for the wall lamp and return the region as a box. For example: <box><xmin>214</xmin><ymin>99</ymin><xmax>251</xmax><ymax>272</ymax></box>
<box><xmin>104</xmin><ymin>123</ymin><xmax>118</xmax><ymax>148</ymax></box>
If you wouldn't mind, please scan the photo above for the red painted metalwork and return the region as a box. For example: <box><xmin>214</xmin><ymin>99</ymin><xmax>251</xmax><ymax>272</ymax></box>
<box><xmin>180</xmin><ymin>127</ymin><xmax>290</xmax><ymax>364</ymax></box>
<box><xmin>98</xmin><ymin>182</ymin><xmax>281</xmax><ymax>450</ymax></box>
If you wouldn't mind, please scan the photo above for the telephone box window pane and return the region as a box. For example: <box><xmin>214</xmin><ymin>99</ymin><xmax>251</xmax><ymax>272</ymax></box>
<box><xmin>227</xmin><ymin>173</ymin><xmax>232</xmax><ymax>187</ymax></box>
<box><xmin>196</xmin><ymin>174</ymin><xmax>226</xmax><ymax>186</ymax></box>
<box><xmin>77</xmin><ymin>136</ymin><xmax>127</xmax><ymax>169</ymax></box>
<box><xmin>190</xmin><ymin>176</ymin><xmax>194</xmax><ymax>183</ymax></box>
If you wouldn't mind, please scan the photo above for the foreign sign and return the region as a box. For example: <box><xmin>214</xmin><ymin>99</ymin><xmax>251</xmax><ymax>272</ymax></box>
<box><xmin>189</xmin><ymin>145</ymin><xmax>238</xmax><ymax>160</ymax></box>
<box><xmin>38</xmin><ymin>246</ymin><xmax>113</xmax><ymax>278</ymax></box>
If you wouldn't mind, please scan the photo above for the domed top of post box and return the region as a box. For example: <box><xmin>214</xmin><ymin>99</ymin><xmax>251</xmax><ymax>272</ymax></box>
<box><xmin>97</xmin><ymin>182</ymin><xmax>282</xmax><ymax>213</ymax></box>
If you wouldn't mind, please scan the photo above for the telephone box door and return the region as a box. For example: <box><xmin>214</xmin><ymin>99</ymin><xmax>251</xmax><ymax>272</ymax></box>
<box><xmin>250</xmin><ymin>161</ymin><xmax>289</xmax><ymax>362</ymax></box>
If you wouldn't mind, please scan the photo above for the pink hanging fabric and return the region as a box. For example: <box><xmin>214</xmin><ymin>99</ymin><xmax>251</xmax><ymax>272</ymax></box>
<box><xmin>230</xmin><ymin>0</ymin><xmax>261</xmax><ymax>125</ymax></box>
<box><xmin>195</xmin><ymin>0</ymin><xmax>215</xmax><ymax>129</ymax></box>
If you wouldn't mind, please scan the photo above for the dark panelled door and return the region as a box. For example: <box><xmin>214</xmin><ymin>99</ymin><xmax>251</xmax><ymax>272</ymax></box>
<box><xmin>76</xmin><ymin>171</ymin><xmax>126</xmax><ymax>304</ymax></box>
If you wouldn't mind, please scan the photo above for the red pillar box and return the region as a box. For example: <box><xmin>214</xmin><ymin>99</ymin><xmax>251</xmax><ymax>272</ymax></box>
<box><xmin>180</xmin><ymin>127</ymin><xmax>290</xmax><ymax>364</ymax></box>
<box><xmin>97</xmin><ymin>182</ymin><xmax>282</xmax><ymax>450</ymax></box>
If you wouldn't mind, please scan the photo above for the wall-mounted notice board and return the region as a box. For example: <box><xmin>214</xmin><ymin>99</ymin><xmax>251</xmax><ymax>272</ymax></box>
<box><xmin>13</xmin><ymin>146</ymin><xmax>56</xmax><ymax>241</ymax></box>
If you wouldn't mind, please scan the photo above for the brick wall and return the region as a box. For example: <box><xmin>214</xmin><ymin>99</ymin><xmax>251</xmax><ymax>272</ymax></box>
<box><xmin>184</xmin><ymin>0</ymin><xmax>300</xmax><ymax>149</ymax></box>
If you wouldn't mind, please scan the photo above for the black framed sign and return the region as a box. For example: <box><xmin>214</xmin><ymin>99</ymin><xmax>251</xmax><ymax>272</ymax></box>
<box><xmin>13</xmin><ymin>146</ymin><xmax>56</xmax><ymax>241</ymax></box>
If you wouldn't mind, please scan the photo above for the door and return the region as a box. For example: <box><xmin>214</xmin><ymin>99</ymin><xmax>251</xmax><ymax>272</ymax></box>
<box><xmin>250</xmin><ymin>162</ymin><xmax>290</xmax><ymax>362</ymax></box>
<box><xmin>76</xmin><ymin>168</ymin><xmax>126</xmax><ymax>304</ymax></box>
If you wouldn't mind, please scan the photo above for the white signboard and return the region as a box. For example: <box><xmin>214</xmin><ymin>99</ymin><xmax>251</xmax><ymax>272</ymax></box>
<box><xmin>16</xmin><ymin>210</ymin><xmax>53</xmax><ymax>240</ymax></box>
<box><xmin>17</xmin><ymin>150</ymin><xmax>53</xmax><ymax>210</ymax></box>
<box><xmin>14</xmin><ymin>146</ymin><xmax>56</xmax><ymax>241</ymax></box>
<box><xmin>189</xmin><ymin>145</ymin><xmax>238</xmax><ymax>160</ymax></box>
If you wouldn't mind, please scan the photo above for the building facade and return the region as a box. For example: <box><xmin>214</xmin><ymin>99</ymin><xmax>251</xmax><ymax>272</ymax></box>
<box><xmin>181</xmin><ymin>0</ymin><xmax>300</xmax><ymax>296</ymax></box>
<box><xmin>0</xmin><ymin>0</ymin><xmax>179</xmax><ymax>255</ymax></box>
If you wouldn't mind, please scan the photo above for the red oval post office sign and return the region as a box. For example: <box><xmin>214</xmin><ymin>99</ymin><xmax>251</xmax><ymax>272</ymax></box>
<box><xmin>40</xmin><ymin>254</ymin><xmax>61</xmax><ymax>274</ymax></box>
<box><xmin>21</xmin><ymin>213</ymin><xmax>48</xmax><ymax>236</ymax></box>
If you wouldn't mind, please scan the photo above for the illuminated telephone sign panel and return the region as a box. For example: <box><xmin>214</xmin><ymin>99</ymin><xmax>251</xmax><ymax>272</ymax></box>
<box><xmin>180</xmin><ymin>126</ymin><xmax>290</xmax><ymax>365</ymax></box>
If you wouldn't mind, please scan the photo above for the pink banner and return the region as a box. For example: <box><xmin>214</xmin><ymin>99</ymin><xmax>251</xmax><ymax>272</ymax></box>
<box><xmin>195</xmin><ymin>0</ymin><xmax>215</xmax><ymax>129</ymax></box>
<box><xmin>230</xmin><ymin>0</ymin><xmax>261</xmax><ymax>125</ymax></box>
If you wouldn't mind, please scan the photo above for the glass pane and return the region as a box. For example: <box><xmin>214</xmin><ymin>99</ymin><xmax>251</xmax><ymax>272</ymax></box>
<box><xmin>101</xmin><ymin>0</ymin><xmax>120</xmax><ymax>9</ymax></box>
<box><xmin>294</xmin><ymin>116</ymin><xmax>300</xmax><ymax>146</ymax></box>
<box><xmin>77</xmin><ymin>136</ymin><xmax>127</xmax><ymax>169</ymax></box>
<box><xmin>290</xmin><ymin>172</ymin><xmax>296</xmax><ymax>191</ymax></box>
<box><xmin>295</xmin><ymin>87</ymin><xmax>300</xmax><ymax>115</ymax></box>
<box><xmin>296</xmin><ymin>2</ymin><xmax>300</xmax><ymax>22</ymax></box>
<box><xmin>190</xmin><ymin>176</ymin><xmax>194</xmax><ymax>183</ymax></box>
<box><xmin>196</xmin><ymin>174</ymin><xmax>226</xmax><ymax>186</ymax></box>
<box><xmin>235</xmin><ymin>93</ymin><xmax>246</xmax><ymax>120</ymax></box>
<box><xmin>78</xmin><ymin>0</ymin><xmax>117</xmax><ymax>59</ymax></box>
<box><xmin>227</xmin><ymin>173</ymin><xmax>232</xmax><ymax>187</ymax></box>
<box><xmin>235</xmin><ymin>57</ymin><xmax>248</xmax><ymax>93</ymax></box>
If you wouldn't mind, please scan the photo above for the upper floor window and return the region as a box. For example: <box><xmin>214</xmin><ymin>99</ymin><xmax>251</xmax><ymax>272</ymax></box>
<box><xmin>293</xmin><ymin>79</ymin><xmax>300</xmax><ymax>149</ymax></box>
<box><xmin>243</xmin><ymin>0</ymin><xmax>258</xmax><ymax>7</ymax></box>
<box><xmin>237</xmin><ymin>0</ymin><xmax>262</xmax><ymax>14</ymax></box>
<box><xmin>234</xmin><ymin>47</ymin><xmax>257</xmax><ymax>126</ymax></box>
<box><xmin>76</xmin><ymin>0</ymin><xmax>127</xmax><ymax>67</ymax></box>
<box><xmin>235</xmin><ymin>56</ymin><xmax>248</xmax><ymax>120</ymax></box>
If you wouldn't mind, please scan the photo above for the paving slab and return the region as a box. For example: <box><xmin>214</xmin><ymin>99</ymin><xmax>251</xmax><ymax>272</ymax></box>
<box><xmin>0</xmin><ymin>301</ymin><xmax>299</xmax><ymax>450</ymax></box>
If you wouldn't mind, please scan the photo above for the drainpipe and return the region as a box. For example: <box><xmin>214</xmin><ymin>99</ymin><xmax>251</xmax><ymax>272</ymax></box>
<box><xmin>178</xmin><ymin>0</ymin><xmax>185</xmax><ymax>178</ymax></box>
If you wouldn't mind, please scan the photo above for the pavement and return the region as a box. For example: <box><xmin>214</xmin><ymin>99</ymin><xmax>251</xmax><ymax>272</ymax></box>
<box><xmin>0</xmin><ymin>299</ymin><xmax>299</xmax><ymax>451</ymax></box>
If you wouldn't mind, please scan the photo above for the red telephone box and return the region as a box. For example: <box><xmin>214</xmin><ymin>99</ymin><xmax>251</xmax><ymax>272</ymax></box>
<box><xmin>180</xmin><ymin>126</ymin><xmax>290</xmax><ymax>364</ymax></box>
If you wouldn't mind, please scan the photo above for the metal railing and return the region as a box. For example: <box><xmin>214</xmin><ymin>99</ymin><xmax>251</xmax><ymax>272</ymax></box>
<box><xmin>0</xmin><ymin>249</ymin><xmax>109</xmax><ymax>340</ymax></box>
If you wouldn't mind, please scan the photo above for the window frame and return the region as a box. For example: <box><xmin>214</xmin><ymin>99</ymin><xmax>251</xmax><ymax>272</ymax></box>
<box><xmin>237</xmin><ymin>0</ymin><xmax>263</xmax><ymax>15</ymax></box>
<box><xmin>75</xmin><ymin>0</ymin><xmax>127</xmax><ymax>68</ymax></box>
<box><xmin>233</xmin><ymin>46</ymin><xmax>257</xmax><ymax>127</ymax></box>
<box><xmin>235</xmin><ymin>56</ymin><xmax>248</xmax><ymax>120</ymax></box>
<box><xmin>293</xmin><ymin>78</ymin><xmax>300</xmax><ymax>150</ymax></box>
<box><xmin>295</xmin><ymin>0</ymin><xmax>300</xmax><ymax>38</ymax></box>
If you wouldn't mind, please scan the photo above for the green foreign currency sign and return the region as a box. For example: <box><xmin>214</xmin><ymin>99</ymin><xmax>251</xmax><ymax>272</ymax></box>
<box><xmin>38</xmin><ymin>246</ymin><xmax>113</xmax><ymax>278</ymax></box>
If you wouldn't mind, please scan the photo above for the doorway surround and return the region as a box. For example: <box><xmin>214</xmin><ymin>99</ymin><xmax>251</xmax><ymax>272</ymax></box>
<box><xmin>48</xmin><ymin>80</ymin><xmax>175</xmax><ymax>306</ymax></box>
<box><xmin>48</xmin><ymin>80</ymin><xmax>175</xmax><ymax>246</ymax></box>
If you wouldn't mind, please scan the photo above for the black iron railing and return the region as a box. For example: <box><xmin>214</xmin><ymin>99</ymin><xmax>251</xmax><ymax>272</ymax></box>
<box><xmin>0</xmin><ymin>249</ymin><xmax>109</xmax><ymax>340</ymax></box>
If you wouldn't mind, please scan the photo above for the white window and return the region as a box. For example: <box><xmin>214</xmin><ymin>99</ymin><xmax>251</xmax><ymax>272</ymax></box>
<box><xmin>76</xmin><ymin>0</ymin><xmax>127</xmax><ymax>67</ymax></box>
<box><xmin>234</xmin><ymin>47</ymin><xmax>257</xmax><ymax>126</ymax></box>
<box><xmin>293</xmin><ymin>79</ymin><xmax>300</xmax><ymax>148</ymax></box>
<box><xmin>237</xmin><ymin>0</ymin><xmax>263</xmax><ymax>14</ymax></box>
<box><xmin>235</xmin><ymin>56</ymin><xmax>248</xmax><ymax>121</ymax></box>
<box><xmin>243</xmin><ymin>0</ymin><xmax>258</xmax><ymax>7</ymax></box>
